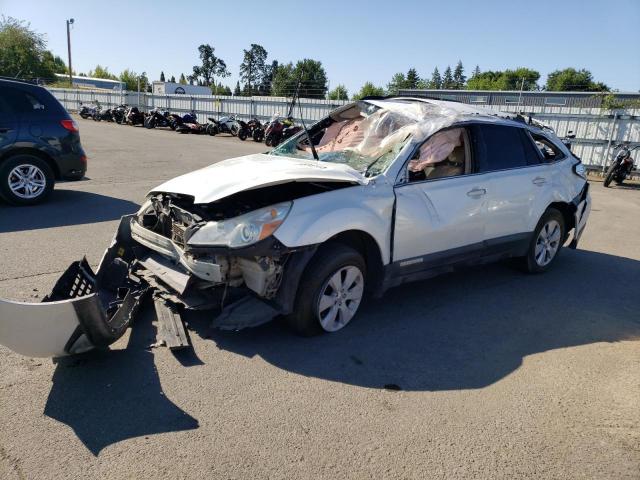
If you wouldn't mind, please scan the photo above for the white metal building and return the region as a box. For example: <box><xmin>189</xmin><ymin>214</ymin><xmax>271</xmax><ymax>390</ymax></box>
<box><xmin>152</xmin><ymin>82</ymin><xmax>211</xmax><ymax>96</ymax></box>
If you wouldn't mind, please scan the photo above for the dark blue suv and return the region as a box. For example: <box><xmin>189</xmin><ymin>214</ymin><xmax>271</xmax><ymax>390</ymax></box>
<box><xmin>0</xmin><ymin>78</ymin><xmax>87</xmax><ymax>205</ymax></box>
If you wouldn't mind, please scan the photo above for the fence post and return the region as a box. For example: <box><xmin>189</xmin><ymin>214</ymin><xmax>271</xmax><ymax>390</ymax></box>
<box><xmin>602</xmin><ymin>111</ymin><xmax>618</xmax><ymax>172</ymax></box>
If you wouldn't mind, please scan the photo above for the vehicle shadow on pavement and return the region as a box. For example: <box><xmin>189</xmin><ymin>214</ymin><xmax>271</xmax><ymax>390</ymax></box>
<box><xmin>0</xmin><ymin>190</ymin><xmax>139</xmax><ymax>233</ymax></box>
<box><xmin>43</xmin><ymin>306</ymin><xmax>199</xmax><ymax>456</ymax></box>
<box><xmin>205</xmin><ymin>249</ymin><xmax>640</xmax><ymax>392</ymax></box>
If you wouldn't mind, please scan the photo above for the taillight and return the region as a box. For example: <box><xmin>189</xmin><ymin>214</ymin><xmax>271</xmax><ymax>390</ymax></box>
<box><xmin>80</xmin><ymin>155</ymin><xmax>87</xmax><ymax>165</ymax></box>
<box><xmin>61</xmin><ymin>119</ymin><xmax>79</xmax><ymax>133</ymax></box>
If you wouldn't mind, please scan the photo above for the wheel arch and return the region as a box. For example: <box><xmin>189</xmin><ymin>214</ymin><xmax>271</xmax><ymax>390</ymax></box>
<box><xmin>547</xmin><ymin>201</ymin><xmax>576</xmax><ymax>240</ymax></box>
<box><xmin>323</xmin><ymin>230</ymin><xmax>385</xmax><ymax>296</ymax></box>
<box><xmin>0</xmin><ymin>148</ymin><xmax>61</xmax><ymax>180</ymax></box>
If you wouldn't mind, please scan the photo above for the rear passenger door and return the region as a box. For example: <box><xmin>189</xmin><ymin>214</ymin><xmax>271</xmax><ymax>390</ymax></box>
<box><xmin>469</xmin><ymin>123</ymin><xmax>552</xmax><ymax>250</ymax></box>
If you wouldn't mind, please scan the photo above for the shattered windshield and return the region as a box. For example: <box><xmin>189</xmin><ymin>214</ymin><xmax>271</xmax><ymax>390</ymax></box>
<box><xmin>270</xmin><ymin>101</ymin><xmax>415</xmax><ymax>177</ymax></box>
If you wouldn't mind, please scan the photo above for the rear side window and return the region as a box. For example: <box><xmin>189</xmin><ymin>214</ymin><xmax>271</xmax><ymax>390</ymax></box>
<box><xmin>471</xmin><ymin>124</ymin><xmax>529</xmax><ymax>173</ymax></box>
<box><xmin>530</xmin><ymin>133</ymin><xmax>565</xmax><ymax>162</ymax></box>
<box><xmin>0</xmin><ymin>87</ymin><xmax>46</xmax><ymax>113</ymax></box>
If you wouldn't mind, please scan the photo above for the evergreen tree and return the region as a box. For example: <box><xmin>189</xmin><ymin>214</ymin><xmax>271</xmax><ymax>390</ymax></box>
<box><xmin>387</xmin><ymin>72</ymin><xmax>407</xmax><ymax>95</ymax></box>
<box><xmin>429</xmin><ymin>67</ymin><xmax>442</xmax><ymax>89</ymax></box>
<box><xmin>442</xmin><ymin>66</ymin><xmax>454</xmax><ymax>89</ymax></box>
<box><xmin>160</xmin><ymin>71</ymin><xmax>165</xmax><ymax>82</ymax></box>
<box><xmin>170</xmin><ymin>75</ymin><xmax>175</xmax><ymax>83</ymax></box>
<box><xmin>471</xmin><ymin>65</ymin><xmax>480</xmax><ymax>79</ymax></box>
<box><xmin>453</xmin><ymin>61</ymin><xmax>465</xmax><ymax>89</ymax></box>
<box><xmin>406</xmin><ymin>68</ymin><xmax>420</xmax><ymax>89</ymax></box>
<box><xmin>179</xmin><ymin>73</ymin><xmax>186</xmax><ymax>84</ymax></box>
<box><xmin>234</xmin><ymin>81</ymin><xmax>241</xmax><ymax>96</ymax></box>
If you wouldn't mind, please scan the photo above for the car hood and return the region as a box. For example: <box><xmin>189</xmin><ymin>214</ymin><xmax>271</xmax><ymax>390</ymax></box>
<box><xmin>150</xmin><ymin>153</ymin><xmax>366</xmax><ymax>204</ymax></box>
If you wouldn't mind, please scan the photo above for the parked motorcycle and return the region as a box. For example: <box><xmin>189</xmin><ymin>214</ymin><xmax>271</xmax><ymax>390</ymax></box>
<box><xmin>264</xmin><ymin>115</ymin><xmax>301</xmax><ymax>147</ymax></box>
<box><xmin>92</xmin><ymin>105</ymin><xmax>114</xmax><ymax>122</ymax></box>
<box><xmin>175</xmin><ymin>111</ymin><xmax>204</xmax><ymax>134</ymax></box>
<box><xmin>144</xmin><ymin>107</ymin><xmax>172</xmax><ymax>129</ymax></box>
<box><xmin>238</xmin><ymin>117</ymin><xmax>265</xmax><ymax>142</ymax></box>
<box><xmin>78</xmin><ymin>103</ymin><xmax>96</xmax><ymax>119</ymax></box>
<box><xmin>604</xmin><ymin>144</ymin><xmax>638</xmax><ymax>187</ymax></box>
<box><xmin>124</xmin><ymin>106</ymin><xmax>146</xmax><ymax>126</ymax></box>
<box><xmin>207</xmin><ymin>114</ymin><xmax>240</xmax><ymax>136</ymax></box>
<box><xmin>111</xmin><ymin>104</ymin><xmax>129</xmax><ymax>124</ymax></box>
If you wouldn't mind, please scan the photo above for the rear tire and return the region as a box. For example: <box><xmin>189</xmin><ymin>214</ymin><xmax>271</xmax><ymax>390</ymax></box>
<box><xmin>520</xmin><ymin>208</ymin><xmax>565</xmax><ymax>273</ymax></box>
<box><xmin>0</xmin><ymin>155</ymin><xmax>55</xmax><ymax>206</ymax></box>
<box><xmin>286</xmin><ymin>244</ymin><xmax>366</xmax><ymax>336</ymax></box>
<box><xmin>238</xmin><ymin>129</ymin><xmax>247</xmax><ymax>141</ymax></box>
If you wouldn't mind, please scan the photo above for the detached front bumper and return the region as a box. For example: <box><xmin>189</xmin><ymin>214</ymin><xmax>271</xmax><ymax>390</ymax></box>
<box><xmin>0</xmin><ymin>215</ymin><xmax>148</xmax><ymax>358</ymax></box>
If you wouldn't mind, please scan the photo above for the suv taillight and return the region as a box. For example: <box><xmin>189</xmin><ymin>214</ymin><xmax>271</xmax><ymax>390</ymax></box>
<box><xmin>61</xmin><ymin>119</ymin><xmax>79</xmax><ymax>133</ymax></box>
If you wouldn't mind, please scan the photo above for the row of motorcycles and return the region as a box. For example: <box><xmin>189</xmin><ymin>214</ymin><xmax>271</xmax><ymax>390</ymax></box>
<box><xmin>78</xmin><ymin>102</ymin><xmax>303</xmax><ymax>146</ymax></box>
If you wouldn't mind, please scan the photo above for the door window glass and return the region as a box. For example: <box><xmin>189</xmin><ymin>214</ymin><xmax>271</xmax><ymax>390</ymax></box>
<box><xmin>472</xmin><ymin>124</ymin><xmax>528</xmax><ymax>173</ymax></box>
<box><xmin>407</xmin><ymin>127</ymin><xmax>468</xmax><ymax>182</ymax></box>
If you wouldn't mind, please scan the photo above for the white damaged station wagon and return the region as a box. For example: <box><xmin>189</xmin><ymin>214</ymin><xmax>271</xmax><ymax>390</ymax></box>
<box><xmin>0</xmin><ymin>98</ymin><xmax>591</xmax><ymax>357</ymax></box>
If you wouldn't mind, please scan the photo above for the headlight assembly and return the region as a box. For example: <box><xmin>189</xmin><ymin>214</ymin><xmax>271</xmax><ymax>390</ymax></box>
<box><xmin>187</xmin><ymin>202</ymin><xmax>292</xmax><ymax>248</ymax></box>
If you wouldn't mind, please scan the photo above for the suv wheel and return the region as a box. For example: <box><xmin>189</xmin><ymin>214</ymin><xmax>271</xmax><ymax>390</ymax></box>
<box><xmin>286</xmin><ymin>243</ymin><xmax>366</xmax><ymax>336</ymax></box>
<box><xmin>522</xmin><ymin>208</ymin><xmax>565</xmax><ymax>273</ymax></box>
<box><xmin>0</xmin><ymin>155</ymin><xmax>54</xmax><ymax>206</ymax></box>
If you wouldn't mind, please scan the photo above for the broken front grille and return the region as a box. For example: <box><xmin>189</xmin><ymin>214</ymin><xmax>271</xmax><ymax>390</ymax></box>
<box><xmin>171</xmin><ymin>222</ymin><xmax>187</xmax><ymax>248</ymax></box>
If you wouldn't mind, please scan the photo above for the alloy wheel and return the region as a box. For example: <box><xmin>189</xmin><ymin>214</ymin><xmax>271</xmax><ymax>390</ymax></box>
<box><xmin>316</xmin><ymin>265</ymin><xmax>364</xmax><ymax>332</ymax></box>
<box><xmin>8</xmin><ymin>164</ymin><xmax>47</xmax><ymax>200</ymax></box>
<box><xmin>534</xmin><ymin>219</ymin><xmax>561</xmax><ymax>267</ymax></box>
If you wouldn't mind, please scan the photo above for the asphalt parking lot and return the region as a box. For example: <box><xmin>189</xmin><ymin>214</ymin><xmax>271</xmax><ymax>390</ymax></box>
<box><xmin>0</xmin><ymin>119</ymin><xmax>638</xmax><ymax>479</ymax></box>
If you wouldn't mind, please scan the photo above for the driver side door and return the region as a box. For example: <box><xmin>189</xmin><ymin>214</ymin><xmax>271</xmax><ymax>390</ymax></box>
<box><xmin>392</xmin><ymin>126</ymin><xmax>489</xmax><ymax>278</ymax></box>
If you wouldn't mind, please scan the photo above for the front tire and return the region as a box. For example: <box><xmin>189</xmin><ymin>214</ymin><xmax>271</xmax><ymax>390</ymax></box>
<box><xmin>286</xmin><ymin>244</ymin><xmax>366</xmax><ymax>336</ymax></box>
<box><xmin>0</xmin><ymin>155</ymin><xmax>54</xmax><ymax>206</ymax></box>
<box><xmin>604</xmin><ymin>163</ymin><xmax>617</xmax><ymax>187</ymax></box>
<box><xmin>521</xmin><ymin>208</ymin><xmax>565</xmax><ymax>273</ymax></box>
<box><xmin>238</xmin><ymin>129</ymin><xmax>247</xmax><ymax>141</ymax></box>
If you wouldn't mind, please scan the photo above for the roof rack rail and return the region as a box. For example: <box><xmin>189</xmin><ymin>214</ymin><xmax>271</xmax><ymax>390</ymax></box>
<box><xmin>0</xmin><ymin>76</ymin><xmax>40</xmax><ymax>85</ymax></box>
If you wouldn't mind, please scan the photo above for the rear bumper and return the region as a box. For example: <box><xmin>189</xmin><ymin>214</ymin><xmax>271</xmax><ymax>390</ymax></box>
<box><xmin>569</xmin><ymin>183</ymin><xmax>591</xmax><ymax>248</ymax></box>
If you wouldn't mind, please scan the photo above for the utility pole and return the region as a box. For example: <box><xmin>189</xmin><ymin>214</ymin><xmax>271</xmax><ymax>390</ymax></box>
<box><xmin>66</xmin><ymin>19</ymin><xmax>74</xmax><ymax>86</ymax></box>
<box><xmin>517</xmin><ymin>77</ymin><xmax>525</xmax><ymax>108</ymax></box>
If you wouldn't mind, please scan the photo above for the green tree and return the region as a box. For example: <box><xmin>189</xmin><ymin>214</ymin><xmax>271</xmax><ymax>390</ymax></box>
<box><xmin>258</xmin><ymin>59</ymin><xmax>278</xmax><ymax>95</ymax></box>
<box><xmin>442</xmin><ymin>66</ymin><xmax>454</xmax><ymax>89</ymax></box>
<box><xmin>239</xmin><ymin>43</ymin><xmax>268</xmax><ymax>96</ymax></box>
<box><xmin>293</xmin><ymin>59</ymin><xmax>328</xmax><ymax>99</ymax></box>
<box><xmin>328</xmin><ymin>84</ymin><xmax>349</xmax><ymax>100</ymax></box>
<box><xmin>212</xmin><ymin>82</ymin><xmax>232</xmax><ymax>95</ymax></box>
<box><xmin>179</xmin><ymin>73</ymin><xmax>187</xmax><ymax>84</ymax></box>
<box><xmin>169</xmin><ymin>75</ymin><xmax>175</xmax><ymax>83</ymax></box>
<box><xmin>160</xmin><ymin>71</ymin><xmax>165</xmax><ymax>82</ymax></box>
<box><xmin>234</xmin><ymin>81</ymin><xmax>241</xmax><ymax>96</ymax></box>
<box><xmin>387</xmin><ymin>72</ymin><xmax>407</xmax><ymax>95</ymax></box>
<box><xmin>271</xmin><ymin>62</ymin><xmax>296</xmax><ymax>97</ymax></box>
<box><xmin>42</xmin><ymin>51</ymin><xmax>67</xmax><ymax>75</ymax></box>
<box><xmin>429</xmin><ymin>67</ymin><xmax>442</xmax><ymax>89</ymax></box>
<box><xmin>0</xmin><ymin>16</ymin><xmax>56</xmax><ymax>79</ymax></box>
<box><xmin>406</xmin><ymin>68</ymin><xmax>420</xmax><ymax>89</ymax></box>
<box><xmin>471</xmin><ymin>65</ymin><xmax>481</xmax><ymax>79</ymax></box>
<box><xmin>352</xmin><ymin>82</ymin><xmax>385</xmax><ymax>100</ymax></box>
<box><xmin>88</xmin><ymin>65</ymin><xmax>117</xmax><ymax>80</ymax></box>
<box><xmin>189</xmin><ymin>44</ymin><xmax>229</xmax><ymax>87</ymax></box>
<box><xmin>119</xmin><ymin>69</ymin><xmax>149</xmax><ymax>91</ymax></box>
<box><xmin>453</xmin><ymin>60</ymin><xmax>465</xmax><ymax>89</ymax></box>
<box><xmin>466</xmin><ymin>70</ymin><xmax>501</xmax><ymax>90</ymax></box>
<box><xmin>497</xmin><ymin>68</ymin><xmax>540</xmax><ymax>90</ymax></box>
<box><xmin>545</xmin><ymin>68</ymin><xmax>608</xmax><ymax>92</ymax></box>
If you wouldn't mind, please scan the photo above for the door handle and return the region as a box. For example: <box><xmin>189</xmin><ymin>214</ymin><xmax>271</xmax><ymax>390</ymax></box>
<box><xmin>466</xmin><ymin>188</ymin><xmax>486</xmax><ymax>197</ymax></box>
<box><xmin>532</xmin><ymin>177</ymin><xmax>547</xmax><ymax>186</ymax></box>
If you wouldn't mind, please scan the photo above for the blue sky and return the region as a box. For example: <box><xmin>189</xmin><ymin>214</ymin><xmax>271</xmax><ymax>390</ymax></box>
<box><xmin>3</xmin><ymin>0</ymin><xmax>639</xmax><ymax>94</ymax></box>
